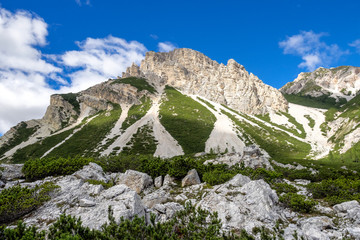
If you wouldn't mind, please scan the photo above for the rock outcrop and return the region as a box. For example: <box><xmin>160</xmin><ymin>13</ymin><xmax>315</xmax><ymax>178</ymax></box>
<box><xmin>281</xmin><ymin>66</ymin><xmax>360</xmax><ymax>101</ymax></box>
<box><xmin>124</xmin><ymin>48</ymin><xmax>288</xmax><ymax>115</ymax></box>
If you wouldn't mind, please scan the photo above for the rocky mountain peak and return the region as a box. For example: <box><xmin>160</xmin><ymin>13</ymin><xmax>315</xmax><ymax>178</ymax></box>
<box><xmin>125</xmin><ymin>48</ymin><xmax>288</xmax><ymax>115</ymax></box>
<box><xmin>281</xmin><ymin>66</ymin><xmax>360</xmax><ymax>101</ymax></box>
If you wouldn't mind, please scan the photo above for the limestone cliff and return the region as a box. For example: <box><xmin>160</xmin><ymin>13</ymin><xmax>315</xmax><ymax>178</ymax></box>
<box><xmin>124</xmin><ymin>48</ymin><xmax>288</xmax><ymax>115</ymax></box>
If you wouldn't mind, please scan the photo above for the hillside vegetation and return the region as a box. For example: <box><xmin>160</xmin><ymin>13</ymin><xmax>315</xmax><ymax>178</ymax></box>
<box><xmin>159</xmin><ymin>86</ymin><xmax>216</xmax><ymax>154</ymax></box>
<box><xmin>111</xmin><ymin>77</ymin><xmax>156</xmax><ymax>94</ymax></box>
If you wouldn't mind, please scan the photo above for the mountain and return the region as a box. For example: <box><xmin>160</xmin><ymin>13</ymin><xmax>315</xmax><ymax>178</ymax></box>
<box><xmin>279</xmin><ymin>66</ymin><xmax>360</xmax><ymax>161</ymax></box>
<box><xmin>0</xmin><ymin>48</ymin><xmax>298</xmax><ymax>163</ymax></box>
<box><xmin>281</xmin><ymin>66</ymin><xmax>360</xmax><ymax>108</ymax></box>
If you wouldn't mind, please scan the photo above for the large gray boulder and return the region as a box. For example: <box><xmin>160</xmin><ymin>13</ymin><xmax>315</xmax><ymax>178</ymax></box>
<box><xmin>0</xmin><ymin>164</ymin><xmax>24</xmax><ymax>181</ymax></box>
<box><xmin>196</xmin><ymin>174</ymin><xmax>280</xmax><ymax>232</ymax></box>
<box><xmin>333</xmin><ymin>200</ymin><xmax>360</xmax><ymax>213</ymax></box>
<box><xmin>73</xmin><ymin>162</ymin><xmax>109</xmax><ymax>183</ymax></box>
<box><xmin>181</xmin><ymin>169</ymin><xmax>201</xmax><ymax>187</ymax></box>
<box><xmin>142</xmin><ymin>189</ymin><xmax>171</xmax><ymax>208</ymax></box>
<box><xmin>117</xmin><ymin>170</ymin><xmax>153</xmax><ymax>194</ymax></box>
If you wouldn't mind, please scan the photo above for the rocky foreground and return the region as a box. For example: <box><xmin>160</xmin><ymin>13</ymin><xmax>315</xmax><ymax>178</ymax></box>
<box><xmin>1</xmin><ymin>162</ymin><xmax>360</xmax><ymax>240</ymax></box>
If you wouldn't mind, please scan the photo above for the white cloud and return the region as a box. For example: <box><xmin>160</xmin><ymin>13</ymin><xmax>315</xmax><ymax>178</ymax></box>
<box><xmin>0</xmin><ymin>8</ymin><xmax>148</xmax><ymax>134</ymax></box>
<box><xmin>158</xmin><ymin>41</ymin><xmax>177</xmax><ymax>52</ymax></box>
<box><xmin>349</xmin><ymin>39</ymin><xmax>360</xmax><ymax>53</ymax></box>
<box><xmin>75</xmin><ymin>0</ymin><xmax>91</xmax><ymax>6</ymax></box>
<box><xmin>0</xmin><ymin>8</ymin><xmax>59</xmax><ymax>134</ymax></box>
<box><xmin>59</xmin><ymin>35</ymin><xmax>147</xmax><ymax>92</ymax></box>
<box><xmin>279</xmin><ymin>31</ymin><xmax>348</xmax><ymax>71</ymax></box>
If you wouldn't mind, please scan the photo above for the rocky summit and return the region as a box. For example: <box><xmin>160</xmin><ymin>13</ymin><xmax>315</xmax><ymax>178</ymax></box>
<box><xmin>125</xmin><ymin>48</ymin><xmax>288</xmax><ymax>115</ymax></box>
<box><xmin>1</xmin><ymin>48</ymin><xmax>360</xmax><ymax>239</ymax></box>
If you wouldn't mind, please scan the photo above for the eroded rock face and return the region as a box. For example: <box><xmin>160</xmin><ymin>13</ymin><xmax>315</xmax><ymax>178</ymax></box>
<box><xmin>125</xmin><ymin>48</ymin><xmax>288</xmax><ymax>115</ymax></box>
<box><xmin>42</xmin><ymin>95</ymin><xmax>79</xmax><ymax>131</ymax></box>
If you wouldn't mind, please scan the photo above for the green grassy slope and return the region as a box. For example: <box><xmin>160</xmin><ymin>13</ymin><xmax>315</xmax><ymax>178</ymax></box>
<box><xmin>122</xmin><ymin>124</ymin><xmax>157</xmax><ymax>155</ymax></box>
<box><xmin>159</xmin><ymin>86</ymin><xmax>216</xmax><ymax>154</ymax></box>
<box><xmin>122</xmin><ymin>97</ymin><xmax>152</xmax><ymax>130</ymax></box>
<box><xmin>0</xmin><ymin>122</ymin><xmax>39</xmax><ymax>158</ymax></box>
<box><xmin>45</xmin><ymin>105</ymin><xmax>122</xmax><ymax>158</ymax></box>
<box><xmin>10</xmin><ymin>127</ymin><xmax>78</xmax><ymax>163</ymax></box>
<box><xmin>222</xmin><ymin>109</ymin><xmax>311</xmax><ymax>161</ymax></box>
<box><xmin>112</xmin><ymin>77</ymin><xmax>156</xmax><ymax>94</ymax></box>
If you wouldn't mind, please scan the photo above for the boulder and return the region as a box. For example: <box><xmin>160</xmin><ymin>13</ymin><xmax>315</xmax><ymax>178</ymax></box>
<box><xmin>333</xmin><ymin>200</ymin><xmax>360</xmax><ymax>213</ymax></box>
<box><xmin>154</xmin><ymin>176</ymin><xmax>163</xmax><ymax>188</ymax></box>
<box><xmin>73</xmin><ymin>162</ymin><xmax>108</xmax><ymax>183</ymax></box>
<box><xmin>79</xmin><ymin>198</ymin><xmax>96</xmax><ymax>207</ymax></box>
<box><xmin>152</xmin><ymin>202</ymin><xmax>184</xmax><ymax>222</ymax></box>
<box><xmin>163</xmin><ymin>174</ymin><xmax>176</xmax><ymax>187</ymax></box>
<box><xmin>196</xmin><ymin>174</ymin><xmax>280</xmax><ymax>232</ymax></box>
<box><xmin>142</xmin><ymin>189</ymin><xmax>170</xmax><ymax>208</ymax></box>
<box><xmin>181</xmin><ymin>169</ymin><xmax>201</xmax><ymax>187</ymax></box>
<box><xmin>0</xmin><ymin>164</ymin><xmax>24</xmax><ymax>181</ymax></box>
<box><xmin>117</xmin><ymin>170</ymin><xmax>153</xmax><ymax>194</ymax></box>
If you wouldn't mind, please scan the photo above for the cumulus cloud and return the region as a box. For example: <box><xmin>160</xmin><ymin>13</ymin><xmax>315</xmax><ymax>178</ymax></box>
<box><xmin>0</xmin><ymin>8</ymin><xmax>60</xmax><ymax>134</ymax></box>
<box><xmin>0</xmin><ymin>8</ymin><xmax>148</xmax><ymax>134</ymax></box>
<box><xmin>279</xmin><ymin>31</ymin><xmax>348</xmax><ymax>71</ymax></box>
<box><xmin>59</xmin><ymin>35</ymin><xmax>147</xmax><ymax>92</ymax></box>
<box><xmin>158</xmin><ymin>41</ymin><xmax>177</xmax><ymax>52</ymax></box>
<box><xmin>349</xmin><ymin>39</ymin><xmax>360</xmax><ymax>53</ymax></box>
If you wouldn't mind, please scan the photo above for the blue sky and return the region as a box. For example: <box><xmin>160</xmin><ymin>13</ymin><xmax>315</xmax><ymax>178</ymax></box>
<box><xmin>0</xmin><ymin>0</ymin><xmax>359</xmax><ymax>134</ymax></box>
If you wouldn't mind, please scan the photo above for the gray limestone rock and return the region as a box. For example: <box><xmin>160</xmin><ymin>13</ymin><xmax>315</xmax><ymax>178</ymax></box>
<box><xmin>73</xmin><ymin>162</ymin><xmax>109</xmax><ymax>183</ymax></box>
<box><xmin>0</xmin><ymin>164</ymin><xmax>24</xmax><ymax>181</ymax></box>
<box><xmin>154</xmin><ymin>176</ymin><xmax>163</xmax><ymax>188</ymax></box>
<box><xmin>117</xmin><ymin>170</ymin><xmax>153</xmax><ymax>194</ymax></box>
<box><xmin>79</xmin><ymin>198</ymin><xmax>96</xmax><ymax>207</ymax></box>
<box><xmin>181</xmin><ymin>169</ymin><xmax>201</xmax><ymax>187</ymax></box>
<box><xmin>333</xmin><ymin>200</ymin><xmax>360</xmax><ymax>213</ymax></box>
<box><xmin>142</xmin><ymin>189</ymin><xmax>170</xmax><ymax>208</ymax></box>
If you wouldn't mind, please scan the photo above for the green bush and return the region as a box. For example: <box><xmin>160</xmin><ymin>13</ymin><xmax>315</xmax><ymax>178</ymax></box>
<box><xmin>0</xmin><ymin>221</ymin><xmax>46</xmax><ymax>240</ymax></box>
<box><xmin>279</xmin><ymin>192</ymin><xmax>316</xmax><ymax>213</ymax></box>
<box><xmin>308</xmin><ymin>177</ymin><xmax>360</xmax><ymax>205</ymax></box>
<box><xmin>59</xmin><ymin>93</ymin><xmax>80</xmax><ymax>114</ymax></box>
<box><xmin>273</xmin><ymin>183</ymin><xmax>297</xmax><ymax>195</ymax></box>
<box><xmin>203</xmin><ymin>168</ymin><xmax>235</xmax><ymax>185</ymax></box>
<box><xmin>0</xmin><ymin>182</ymin><xmax>59</xmax><ymax>224</ymax></box>
<box><xmin>22</xmin><ymin>156</ymin><xmax>93</xmax><ymax>181</ymax></box>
